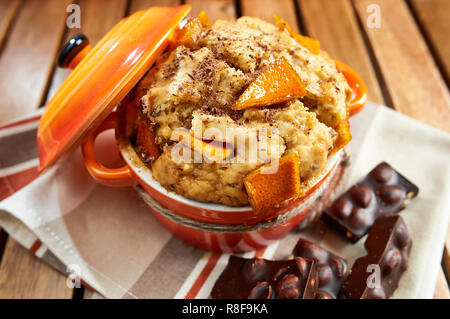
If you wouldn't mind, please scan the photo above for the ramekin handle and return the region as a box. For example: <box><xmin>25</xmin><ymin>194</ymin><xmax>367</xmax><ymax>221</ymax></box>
<box><xmin>82</xmin><ymin>112</ymin><xmax>136</xmax><ymax>187</ymax></box>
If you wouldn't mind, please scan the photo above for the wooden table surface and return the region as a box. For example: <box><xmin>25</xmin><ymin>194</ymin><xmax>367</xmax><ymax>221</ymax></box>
<box><xmin>0</xmin><ymin>0</ymin><xmax>448</xmax><ymax>299</ymax></box>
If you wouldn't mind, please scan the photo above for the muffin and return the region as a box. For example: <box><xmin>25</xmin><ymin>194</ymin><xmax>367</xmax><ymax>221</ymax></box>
<box><xmin>133</xmin><ymin>13</ymin><xmax>352</xmax><ymax>209</ymax></box>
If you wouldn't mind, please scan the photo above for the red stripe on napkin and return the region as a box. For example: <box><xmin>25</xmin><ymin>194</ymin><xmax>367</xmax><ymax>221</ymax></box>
<box><xmin>0</xmin><ymin>115</ymin><xmax>41</xmax><ymax>130</ymax></box>
<box><xmin>0</xmin><ymin>166</ymin><xmax>39</xmax><ymax>200</ymax></box>
<box><xmin>29</xmin><ymin>239</ymin><xmax>42</xmax><ymax>254</ymax></box>
<box><xmin>184</xmin><ymin>253</ymin><xmax>220</xmax><ymax>299</ymax></box>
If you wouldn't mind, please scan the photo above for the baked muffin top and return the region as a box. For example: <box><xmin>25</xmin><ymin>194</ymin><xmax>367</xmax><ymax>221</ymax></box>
<box><xmin>135</xmin><ymin>16</ymin><xmax>351</xmax><ymax>207</ymax></box>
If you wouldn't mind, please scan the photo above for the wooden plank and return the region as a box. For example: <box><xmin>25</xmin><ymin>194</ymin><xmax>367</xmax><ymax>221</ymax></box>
<box><xmin>0</xmin><ymin>0</ymin><xmax>73</xmax><ymax>299</ymax></box>
<box><xmin>434</xmin><ymin>267</ymin><xmax>450</xmax><ymax>299</ymax></box>
<box><xmin>410</xmin><ymin>0</ymin><xmax>450</xmax><ymax>86</ymax></box>
<box><xmin>0</xmin><ymin>0</ymin><xmax>22</xmax><ymax>274</ymax></box>
<box><xmin>444</xmin><ymin>230</ymin><xmax>450</xmax><ymax>285</ymax></box>
<box><xmin>297</xmin><ymin>0</ymin><xmax>384</xmax><ymax>104</ymax></box>
<box><xmin>128</xmin><ymin>0</ymin><xmax>181</xmax><ymax>14</ymax></box>
<box><xmin>72</xmin><ymin>0</ymin><xmax>127</xmax><ymax>43</ymax></box>
<box><xmin>0</xmin><ymin>0</ymin><xmax>21</xmax><ymax>51</ymax></box>
<box><xmin>186</xmin><ymin>0</ymin><xmax>236</xmax><ymax>20</ymax></box>
<box><xmin>0</xmin><ymin>0</ymin><xmax>71</xmax><ymax>123</ymax></box>
<box><xmin>242</xmin><ymin>0</ymin><xmax>384</xmax><ymax>103</ymax></box>
<box><xmin>353</xmin><ymin>0</ymin><xmax>450</xmax><ymax>133</ymax></box>
<box><xmin>241</xmin><ymin>0</ymin><xmax>299</xmax><ymax>31</ymax></box>
<box><xmin>46</xmin><ymin>0</ymin><xmax>128</xmax><ymax>102</ymax></box>
<box><xmin>0</xmin><ymin>229</ymin><xmax>7</xmax><ymax>261</ymax></box>
<box><xmin>0</xmin><ymin>238</ymin><xmax>72</xmax><ymax>298</ymax></box>
<box><xmin>130</xmin><ymin>0</ymin><xmax>235</xmax><ymax>20</ymax></box>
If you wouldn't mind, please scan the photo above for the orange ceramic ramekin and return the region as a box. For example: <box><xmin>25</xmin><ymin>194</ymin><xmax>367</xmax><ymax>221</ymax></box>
<box><xmin>38</xmin><ymin>6</ymin><xmax>367</xmax><ymax>253</ymax></box>
<box><xmin>80</xmin><ymin>99</ymin><xmax>349</xmax><ymax>252</ymax></box>
<box><xmin>80</xmin><ymin>64</ymin><xmax>366</xmax><ymax>253</ymax></box>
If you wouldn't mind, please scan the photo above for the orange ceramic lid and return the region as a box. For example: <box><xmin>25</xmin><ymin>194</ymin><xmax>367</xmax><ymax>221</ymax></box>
<box><xmin>37</xmin><ymin>5</ymin><xmax>191</xmax><ymax>171</ymax></box>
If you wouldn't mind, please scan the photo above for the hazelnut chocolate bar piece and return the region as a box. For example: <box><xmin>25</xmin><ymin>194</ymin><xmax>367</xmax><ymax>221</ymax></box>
<box><xmin>210</xmin><ymin>256</ymin><xmax>318</xmax><ymax>299</ymax></box>
<box><xmin>322</xmin><ymin>162</ymin><xmax>418</xmax><ymax>242</ymax></box>
<box><xmin>340</xmin><ymin>215</ymin><xmax>412</xmax><ymax>299</ymax></box>
<box><xmin>292</xmin><ymin>238</ymin><xmax>348</xmax><ymax>299</ymax></box>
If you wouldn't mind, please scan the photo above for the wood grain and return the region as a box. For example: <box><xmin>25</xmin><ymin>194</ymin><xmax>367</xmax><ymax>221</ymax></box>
<box><xmin>0</xmin><ymin>0</ymin><xmax>21</xmax><ymax>272</ymax></box>
<box><xmin>298</xmin><ymin>0</ymin><xmax>384</xmax><ymax>104</ymax></box>
<box><xmin>444</xmin><ymin>230</ymin><xmax>450</xmax><ymax>286</ymax></box>
<box><xmin>0</xmin><ymin>238</ymin><xmax>72</xmax><ymax>298</ymax></box>
<box><xmin>0</xmin><ymin>0</ymin><xmax>21</xmax><ymax>52</ymax></box>
<box><xmin>434</xmin><ymin>267</ymin><xmax>450</xmax><ymax>299</ymax></box>
<box><xmin>186</xmin><ymin>0</ymin><xmax>236</xmax><ymax>20</ymax></box>
<box><xmin>353</xmin><ymin>0</ymin><xmax>450</xmax><ymax>298</ymax></box>
<box><xmin>0</xmin><ymin>229</ymin><xmax>7</xmax><ymax>261</ymax></box>
<box><xmin>353</xmin><ymin>0</ymin><xmax>450</xmax><ymax>133</ymax></box>
<box><xmin>241</xmin><ymin>0</ymin><xmax>299</xmax><ymax>31</ymax></box>
<box><xmin>0</xmin><ymin>0</ymin><xmax>73</xmax><ymax>299</ymax></box>
<box><xmin>128</xmin><ymin>0</ymin><xmax>181</xmax><ymax>14</ymax></box>
<box><xmin>410</xmin><ymin>0</ymin><xmax>450</xmax><ymax>85</ymax></box>
<box><xmin>0</xmin><ymin>0</ymin><xmax>70</xmax><ymax>123</ymax></box>
<box><xmin>46</xmin><ymin>0</ymin><xmax>128</xmax><ymax>102</ymax></box>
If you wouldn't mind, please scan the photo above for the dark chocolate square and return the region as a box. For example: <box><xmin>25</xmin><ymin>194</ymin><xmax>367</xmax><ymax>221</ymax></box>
<box><xmin>292</xmin><ymin>238</ymin><xmax>348</xmax><ymax>299</ymax></box>
<box><xmin>340</xmin><ymin>215</ymin><xmax>412</xmax><ymax>299</ymax></box>
<box><xmin>322</xmin><ymin>162</ymin><xmax>418</xmax><ymax>242</ymax></box>
<box><xmin>210</xmin><ymin>256</ymin><xmax>318</xmax><ymax>299</ymax></box>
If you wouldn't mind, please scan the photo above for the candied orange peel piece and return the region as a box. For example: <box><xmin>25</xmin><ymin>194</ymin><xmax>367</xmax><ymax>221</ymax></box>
<box><xmin>169</xmin><ymin>11</ymin><xmax>211</xmax><ymax>50</ymax></box>
<box><xmin>197</xmin><ymin>10</ymin><xmax>212</xmax><ymax>28</ymax></box>
<box><xmin>332</xmin><ymin>120</ymin><xmax>352</xmax><ymax>154</ymax></box>
<box><xmin>136</xmin><ymin>114</ymin><xmax>161</xmax><ymax>161</ymax></box>
<box><xmin>170</xmin><ymin>18</ymin><xmax>203</xmax><ymax>49</ymax></box>
<box><xmin>274</xmin><ymin>14</ymin><xmax>320</xmax><ymax>55</ymax></box>
<box><xmin>170</xmin><ymin>129</ymin><xmax>232</xmax><ymax>161</ymax></box>
<box><xmin>244</xmin><ymin>153</ymin><xmax>301</xmax><ymax>211</ymax></box>
<box><xmin>232</xmin><ymin>57</ymin><xmax>307</xmax><ymax>110</ymax></box>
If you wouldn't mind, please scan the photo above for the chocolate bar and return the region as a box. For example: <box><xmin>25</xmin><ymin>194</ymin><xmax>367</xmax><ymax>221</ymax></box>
<box><xmin>322</xmin><ymin>162</ymin><xmax>418</xmax><ymax>242</ymax></box>
<box><xmin>292</xmin><ymin>238</ymin><xmax>348</xmax><ymax>299</ymax></box>
<box><xmin>340</xmin><ymin>215</ymin><xmax>412</xmax><ymax>299</ymax></box>
<box><xmin>210</xmin><ymin>256</ymin><xmax>318</xmax><ymax>299</ymax></box>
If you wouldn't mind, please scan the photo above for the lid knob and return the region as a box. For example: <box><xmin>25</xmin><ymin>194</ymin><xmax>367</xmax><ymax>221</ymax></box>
<box><xmin>58</xmin><ymin>34</ymin><xmax>92</xmax><ymax>69</ymax></box>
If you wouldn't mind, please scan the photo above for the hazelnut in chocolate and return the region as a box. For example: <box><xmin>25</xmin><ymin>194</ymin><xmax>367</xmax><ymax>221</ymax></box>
<box><xmin>210</xmin><ymin>256</ymin><xmax>318</xmax><ymax>299</ymax></box>
<box><xmin>322</xmin><ymin>162</ymin><xmax>418</xmax><ymax>242</ymax></box>
<box><xmin>292</xmin><ymin>238</ymin><xmax>348</xmax><ymax>299</ymax></box>
<box><xmin>340</xmin><ymin>215</ymin><xmax>412</xmax><ymax>299</ymax></box>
